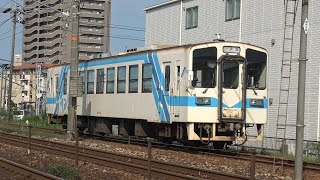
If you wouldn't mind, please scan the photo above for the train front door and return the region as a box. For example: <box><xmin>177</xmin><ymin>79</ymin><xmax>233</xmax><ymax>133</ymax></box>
<box><xmin>218</xmin><ymin>56</ymin><xmax>246</xmax><ymax>122</ymax></box>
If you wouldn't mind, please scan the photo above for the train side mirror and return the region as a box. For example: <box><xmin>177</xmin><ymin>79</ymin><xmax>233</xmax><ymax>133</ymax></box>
<box><xmin>269</xmin><ymin>98</ymin><xmax>273</xmax><ymax>106</ymax></box>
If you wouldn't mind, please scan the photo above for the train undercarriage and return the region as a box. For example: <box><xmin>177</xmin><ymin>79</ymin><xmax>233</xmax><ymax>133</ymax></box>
<box><xmin>48</xmin><ymin>115</ymin><xmax>264</xmax><ymax>149</ymax></box>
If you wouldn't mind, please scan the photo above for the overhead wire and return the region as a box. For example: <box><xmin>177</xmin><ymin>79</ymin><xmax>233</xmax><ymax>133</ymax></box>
<box><xmin>0</xmin><ymin>0</ymin><xmax>11</xmax><ymax>9</ymax></box>
<box><xmin>0</xmin><ymin>16</ymin><xmax>13</xmax><ymax>28</ymax></box>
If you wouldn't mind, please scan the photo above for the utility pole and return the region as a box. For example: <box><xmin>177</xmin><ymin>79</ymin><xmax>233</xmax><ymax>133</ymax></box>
<box><xmin>295</xmin><ymin>0</ymin><xmax>309</xmax><ymax>179</ymax></box>
<box><xmin>7</xmin><ymin>8</ymin><xmax>17</xmax><ymax>120</ymax></box>
<box><xmin>36</xmin><ymin>64</ymin><xmax>42</xmax><ymax>116</ymax></box>
<box><xmin>67</xmin><ymin>0</ymin><xmax>80</xmax><ymax>140</ymax></box>
<box><xmin>0</xmin><ymin>65</ymin><xmax>4</xmax><ymax>110</ymax></box>
<box><xmin>3</xmin><ymin>65</ymin><xmax>7</xmax><ymax>110</ymax></box>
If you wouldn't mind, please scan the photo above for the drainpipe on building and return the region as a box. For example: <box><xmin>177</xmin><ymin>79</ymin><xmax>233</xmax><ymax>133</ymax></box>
<box><xmin>239</xmin><ymin>0</ymin><xmax>243</xmax><ymax>42</ymax></box>
<box><xmin>179</xmin><ymin>0</ymin><xmax>183</xmax><ymax>45</ymax></box>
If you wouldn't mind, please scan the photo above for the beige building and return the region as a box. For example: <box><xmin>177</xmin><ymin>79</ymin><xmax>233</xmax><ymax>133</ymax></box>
<box><xmin>23</xmin><ymin>0</ymin><xmax>111</xmax><ymax>64</ymax></box>
<box><xmin>1</xmin><ymin>64</ymin><xmax>55</xmax><ymax>113</ymax></box>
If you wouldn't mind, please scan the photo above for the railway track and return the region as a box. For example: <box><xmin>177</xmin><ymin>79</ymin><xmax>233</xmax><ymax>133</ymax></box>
<box><xmin>0</xmin><ymin>157</ymin><xmax>61</xmax><ymax>180</ymax></box>
<box><xmin>83</xmin><ymin>133</ymin><xmax>320</xmax><ymax>172</ymax></box>
<box><xmin>0</xmin><ymin>132</ymin><xmax>249</xmax><ymax>180</ymax></box>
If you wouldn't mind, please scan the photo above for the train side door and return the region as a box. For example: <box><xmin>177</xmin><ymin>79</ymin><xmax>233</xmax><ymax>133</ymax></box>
<box><xmin>218</xmin><ymin>56</ymin><xmax>246</xmax><ymax>122</ymax></box>
<box><xmin>174</xmin><ymin>60</ymin><xmax>181</xmax><ymax>119</ymax></box>
<box><xmin>161</xmin><ymin>62</ymin><xmax>173</xmax><ymax>123</ymax></box>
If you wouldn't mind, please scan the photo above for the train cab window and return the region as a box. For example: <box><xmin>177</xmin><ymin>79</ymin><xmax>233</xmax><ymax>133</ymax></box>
<box><xmin>142</xmin><ymin>64</ymin><xmax>152</xmax><ymax>93</ymax></box>
<box><xmin>79</xmin><ymin>71</ymin><xmax>85</xmax><ymax>94</ymax></box>
<box><xmin>106</xmin><ymin>67</ymin><xmax>115</xmax><ymax>93</ymax></box>
<box><xmin>165</xmin><ymin>65</ymin><xmax>170</xmax><ymax>91</ymax></box>
<box><xmin>63</xmin><ymin>73</ymin><xmax>67</xmax><ymax>94</ymax></box>
<box><xmin>117</xmin><ymin>66</ymin><xmax>126</xmax><ymax>93</ymax></box>
<box><xmin>223</xmin><ymin>62</ymin><xmax>239</xmax><ymax>89</ymax></box>
<box><xmin>246</xmin><ymin>49</ymin><xmax>267</xmax><ymax>90</ymax></box>
<box><xmin>87</xmin><ymin>70</ymin><xmax>94</xmax><ymax>94</ymax></box>
<box><xmin>96</xmin><ymin>69</ymin><xmax>104</xmax><ymax>94</ymax></box>
<box><xmin>129</xmin><ymin>65</ymin><xmax>138</xmax><ymax>93</ymax></box>
<box><xmin>192</xmin><ymin>47</ymin><xmax>217</xmax><ymax>88</ymax></box>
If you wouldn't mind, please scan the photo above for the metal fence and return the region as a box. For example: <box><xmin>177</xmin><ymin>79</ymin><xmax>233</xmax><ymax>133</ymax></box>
<box><xmin>240</xmin><ymin>136</ymin><xmax>320</xmax><ymax>162</ymax></box>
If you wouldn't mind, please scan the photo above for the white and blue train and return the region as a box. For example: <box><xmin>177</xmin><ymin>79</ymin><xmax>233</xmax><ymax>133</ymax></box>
<box><xmin>46</xmin><ymin>41</ymin><xmax>268</xmax><ymax>146</ymax></box>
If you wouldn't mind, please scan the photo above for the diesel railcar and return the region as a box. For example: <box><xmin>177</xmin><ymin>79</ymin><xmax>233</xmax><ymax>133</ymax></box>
<box><xmin>46</xmin><ymin>41</ymin><xmax>268</xmax><ymax>146</ymax></box>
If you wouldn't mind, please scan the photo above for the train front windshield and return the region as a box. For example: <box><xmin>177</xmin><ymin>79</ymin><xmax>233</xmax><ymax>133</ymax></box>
<box><xmin>192</xmin><ymin>47</ymin><xmax>267</xmax><ymax>91</ymax></box>
<box><xmin>246</xmin><ymin>49</ymin><xmax>267</xmax><ymax>90</ymax></box>
<box><xmin>192</xmin><ymin>47</ymin><xmax>217</xmax><ymax>88</ymax></box>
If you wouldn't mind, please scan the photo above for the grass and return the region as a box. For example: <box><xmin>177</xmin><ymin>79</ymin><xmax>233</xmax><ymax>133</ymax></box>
<box><xmin>48</xmin><ymin>164</ymin><xmax>80</xmax><ymax>180</ymax></box>
<box><xmin>0</xmin><ymin>113</ymin><xmax>65</xmax><ymax>139</ymax></box>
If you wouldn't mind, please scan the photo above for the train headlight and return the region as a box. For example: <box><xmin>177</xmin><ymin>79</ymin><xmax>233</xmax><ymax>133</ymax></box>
<box><xmin>196</xmin><ymin>97</ymin><xmax>211</xmax><ymax>105</ymax></box>
<box><xmin>223</xmin><ymin>46</ymin><xmax>241</xmax><ymax>54</ymax></box>
<box><xmin>250</xmin><ymin>99</ymin><xmax>264</xmax><ymax>106</ymax></box>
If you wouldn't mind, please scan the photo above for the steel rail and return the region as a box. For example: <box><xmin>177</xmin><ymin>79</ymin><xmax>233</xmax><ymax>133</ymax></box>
<box><xmin>0</xmin><ymin>157</ymin><xmax>61</xmax><ymax>180</ymax></box>
<box><xmin>0</xmin><ymin>132</ymin><xmax>249</xmax><ymax>180</ymax></box>
<box><xmin>83</xmin><ymin>133</ymin><xmax>320</xmax><ymax>172</ymax></box>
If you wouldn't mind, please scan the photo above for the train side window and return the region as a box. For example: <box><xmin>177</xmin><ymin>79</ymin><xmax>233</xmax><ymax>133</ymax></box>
<box><xmin>87</xmin><ymin>70</ymin><xmax>94</xmax><ymax>94</ymax></box>
<box><xmin>142</xmin><ymin>64</ymin><xmax>152</xmax><ymax>93</ymax></box>
<box><xmin>63</xmin><ymin>73</ymin><xmax>68</xmax><ymax>95</ymax></box>
<box><xmin>79</xmin><ymin>71</ymin><xmax>85</xmax><ymax>94</ymax></box>
<box><xmin>129</xmin><ymin>65</ymin><xmax>138</xmax><ymax>93</ymax></box>
<box><xmin>177</xmin><ymin>66</ymin><xmax>180</xmax><ymax>83</ymax></box>
<box><xmin>192</xmin><ymin>47</ymin><xmax>217</xmax><ymax>88</ymax></box>
<box><xmin>96</xmin><ymin>69</ymin><xmax>104</xmax><ymax>94</ymax></box>
<box><xmin>106</xmin><ymin>67</ymin><xmax>115</xmax><ymax>93</ymax></box>
<box><xmin>50</xmin><ymin>78</ymin><xmax>52</xmax><ymax>93</ymax></box>
<box><xmin>165</xmin><ymin>65</ymin><xmax>170</xmax><ymax>91</ymax></box>
<box><xmin>55</xmin><ymin>76</ymin><xmax>59</xmax><ymax>93</ymax></box>
<box><xmin>223</xmin><ymin>62</ymin><xmax>239</xmax><ymax>89</ymax></box>
<box><xmin>117</xmin><ymin>66</ymin><xmax>126</xmax><ymax>93</ymax></box>
<box><xmin>246</xmin><ymin>49</ymin><xmax>267</xmax><ymax>90</ymax></box>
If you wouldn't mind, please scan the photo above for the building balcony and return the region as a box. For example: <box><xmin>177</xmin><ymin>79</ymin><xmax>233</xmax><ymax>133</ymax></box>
<box><xmin>82</xmin><ymin>3</ymin><xmax>105</xmax><ymax>10</ymax></box>
<box><xmin>79</xmin><ymin>47</ymin><xmax>104</xmax><ymax>53</ymax></box>
<box><xmin>79</xmin><ymin>38</ymin><xmax>103</xmax><ymax>44</ymax></box>
<box><xmin>80</xmin><ymin>12</ymin><xmax>104</xmax><ymax>19</ymax></box>
<box><xmin>80</xmin><ymin>29</ymin><xmax>104</xmax><ymax>35</ymax></box>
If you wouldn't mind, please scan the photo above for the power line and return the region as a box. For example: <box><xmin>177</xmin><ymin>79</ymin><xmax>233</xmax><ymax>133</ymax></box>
<box><xmin>0</xmin><ymin>16</ymin><xmax>13</xmax><ymax>28</ymax></box>
<box><xmin>79</xmin><ymin>22</ymin><xmax>145</xmax><ymax>32</ymax></box>
<box><xmin>0</xmin><ymin>58</ymin><xmax>11</xmax><ymax>63</ymax></box>
<box><xmin>0</xmin><ymin>0</ymin><xmax>11</xmax><ymax>9</ymax></box>
<box><xmin>0</xmin><ymin>29</ymin><xmax>22</xmax><ymax>41</ymax></box>
<box><xmin>0</xmin><ymin>24</ymin><xmax>22</xmax><ymax>37</ymax></box>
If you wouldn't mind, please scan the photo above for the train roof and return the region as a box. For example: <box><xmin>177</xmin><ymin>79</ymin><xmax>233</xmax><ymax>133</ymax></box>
<box><xmin>49</xmin><ymin>41</ymin><xmax>267</xmax><ymax>68</ymax></box>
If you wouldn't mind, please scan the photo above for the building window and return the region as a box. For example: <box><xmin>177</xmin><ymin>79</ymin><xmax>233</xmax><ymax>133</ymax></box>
<box><xmin>142</xmin><ymin>64</ymin><xmax>152</xmax><ymax>93</ymax></box>
<box><xmin>129</xmin><ymin>65</ymin><xmax>138</xmax><ymax>93</ymax></box>
<box><xmin>79</xmin><ymin>71</ymin><xmax>85</xmax><ymax>94</ymax></box>
<box><xmin>117</xmin><ymin>66</ymin><xmax>126</xmax><ymax>93</ymax></box>
<box><xmin>226</xmin><ymin>0</ymin><xmax>241</xmax><ymax>21</ymax></box>
<box><xmin>87</xmin><ymin>70</ymin><xmax>94</xmax><ymax>94</ymax></box>
<box><xmin>186</xmin><ymin>6</ymin><xmax>198</xmax><ymax>29</ymax></box>
<box><xmin>106</xmin><ymin>67</ymin><xmax>115</xmax><ymax>93</ymax></box>
<box><xmin>63</xmin><ymin>73</ymin><xmax>67</xmax><ymax>94</ymax></box>
<box><xmin>96</xmin><ymin>69</ymin><xmax>104</xmax><ymax>94</ymax></box>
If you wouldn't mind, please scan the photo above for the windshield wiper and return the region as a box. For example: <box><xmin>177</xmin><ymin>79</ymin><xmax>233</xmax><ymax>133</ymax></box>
<box><xmin>250</xmin><ymin>86</ymin><xmax>258</xmax><ymax>96</ymax></box>
<box><xmin>202</xmin><ymin>88</ymin><xmax>209</xmax><ymax>94</ymax></box>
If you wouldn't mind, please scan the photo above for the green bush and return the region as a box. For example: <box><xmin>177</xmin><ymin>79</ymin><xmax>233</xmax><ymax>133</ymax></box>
<box><xmin>48</xmin><ymin>164</ymin><xmax>80</xmax><ymax>180</ymax></box>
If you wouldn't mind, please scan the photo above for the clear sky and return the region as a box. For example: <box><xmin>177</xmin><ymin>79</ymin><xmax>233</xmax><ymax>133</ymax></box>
<box><xmin>0</xmin><ymin>0</ymin><xmax>166</xmax><ymax>64</ymax></box>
